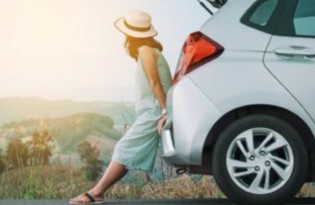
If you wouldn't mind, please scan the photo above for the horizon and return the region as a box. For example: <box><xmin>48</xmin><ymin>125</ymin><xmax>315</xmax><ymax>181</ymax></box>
<box><xmin>0</xmin><ymin>95</ymin><xmax>137</xmax><ymax>126</ymax></box>
<box><xmin>0</xmin><ymin>95</ymin><xmax>135</xmax><ymax>103</ymax></box>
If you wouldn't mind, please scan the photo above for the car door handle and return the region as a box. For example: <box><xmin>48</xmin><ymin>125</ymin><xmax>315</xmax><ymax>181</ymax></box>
<box><xmin>274</xmin><ymin>46</ymin><xmax>315</xmax><ymax>58</ymax></box>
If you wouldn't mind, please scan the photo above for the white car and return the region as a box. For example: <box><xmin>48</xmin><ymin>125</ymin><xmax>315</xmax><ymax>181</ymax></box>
<box><xmin>161</xmin><ymin>0</ymin><xmax>315</xmax><ymax>204</ymax></box>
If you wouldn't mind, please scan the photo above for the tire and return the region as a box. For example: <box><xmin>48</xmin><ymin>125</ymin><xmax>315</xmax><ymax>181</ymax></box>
<box><xmin>212</xmin><ymin>114</ymin><xmax>308</xmax><ymax>205</ymax></box>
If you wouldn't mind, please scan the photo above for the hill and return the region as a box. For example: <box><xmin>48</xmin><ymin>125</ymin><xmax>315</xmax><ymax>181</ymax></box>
<box><xmin>0</xmin><ymin>113</ymin><xmax>123</xmax><ymax>163</ymax></box>
<box><xmin>0</xmin><ymin>97</ymin><xmax>135</xmax><ymax>126</ymax></box>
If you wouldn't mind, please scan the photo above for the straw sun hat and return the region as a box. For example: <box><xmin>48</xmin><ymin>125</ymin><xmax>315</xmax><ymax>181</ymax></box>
<box><xmin>114</xmin><ymin>10</ymin><xmax>158</xmax><ymax>38</ymax></box>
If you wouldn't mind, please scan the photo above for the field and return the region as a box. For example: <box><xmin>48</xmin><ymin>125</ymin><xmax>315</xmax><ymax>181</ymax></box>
<box><xmin>0</xmin><ymin>164</ymin><xmax>314</xmax><ymax>199</ymax></box>
<box><xmin>0</xmin><ymin>164</ymin><xmax>223</xmax><ymax>199</ymax></box>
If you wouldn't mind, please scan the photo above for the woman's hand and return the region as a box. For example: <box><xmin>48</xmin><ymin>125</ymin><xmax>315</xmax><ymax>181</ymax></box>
<box><xmin>157</xmin><ymin>115</ymin><xmax>167</xmax><ymax>136</ymax></box>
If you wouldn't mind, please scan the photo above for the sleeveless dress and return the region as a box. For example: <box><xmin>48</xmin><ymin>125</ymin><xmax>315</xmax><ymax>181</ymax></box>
<box><xmin>111</xmin><ymin>49</ymin><xmax>172</xmax><ymax>172</ymax></box>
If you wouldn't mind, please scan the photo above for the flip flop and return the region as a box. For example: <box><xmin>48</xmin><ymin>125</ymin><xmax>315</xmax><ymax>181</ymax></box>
<box><xmin>69</xmin><ymin>192</ymin><xmax>105</xmax><ymax>204</ymax></box>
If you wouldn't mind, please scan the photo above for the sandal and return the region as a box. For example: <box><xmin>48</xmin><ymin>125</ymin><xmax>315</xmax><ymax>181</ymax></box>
<box><xmin>69</xmin><ymin>192</ymin><xmax>105</xmax><ymax>204</ymax></box>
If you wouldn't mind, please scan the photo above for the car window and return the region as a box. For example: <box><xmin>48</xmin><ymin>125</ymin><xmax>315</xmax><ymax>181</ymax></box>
<box><xmin>249</xmin><ymin>0</ymin><xmax>278</xmax><ymax>26</ymax></box>
<box><xmin>293</xmin><ymin>0</ymin><xmax>315</xmax><ymax>36</ymax></box>
<box><xmin>241</xmin><ymin>0</ymin><xmax>280</xmax><ymax>34</ymax></box>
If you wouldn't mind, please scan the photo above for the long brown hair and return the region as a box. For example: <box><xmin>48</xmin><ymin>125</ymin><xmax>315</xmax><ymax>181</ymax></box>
<box><xmin>124</xmin><ymin>36</ymin><xmax>163</xmax><ymax>60</ymax></box>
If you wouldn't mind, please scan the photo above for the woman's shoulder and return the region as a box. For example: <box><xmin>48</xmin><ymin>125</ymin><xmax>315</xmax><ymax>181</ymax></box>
<box><xmin>138</xmin><ymin>45</ymin><xmax>156</xmax><ymax>54</ymax></box>
<box><xmin>138</xmin><ymin>45</ymin><xmax>159</xmax><ymax>60</ymax></box>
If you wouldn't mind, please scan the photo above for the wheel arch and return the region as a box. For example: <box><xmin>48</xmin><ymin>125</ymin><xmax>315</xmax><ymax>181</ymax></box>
<box><xmin>202</xmin><ymin>104</ymin><xmax>315</xmax><ymax>180</ymax></box>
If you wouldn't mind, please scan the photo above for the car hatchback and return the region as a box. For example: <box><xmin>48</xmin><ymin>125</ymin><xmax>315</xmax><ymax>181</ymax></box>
<box><xmin>161</xmin><ymin>0</ymin><xmax>315</xmax><ymax>205</ymax></box>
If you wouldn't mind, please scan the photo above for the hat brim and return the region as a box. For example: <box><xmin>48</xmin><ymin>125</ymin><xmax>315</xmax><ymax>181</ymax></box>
<box><xmin>114</xmin><ymin>17</ymin><xmax>158</xmax><ymax>38</ymax></box>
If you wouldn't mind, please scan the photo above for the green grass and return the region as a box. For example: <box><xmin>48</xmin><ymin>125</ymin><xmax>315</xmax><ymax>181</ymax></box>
<box><xmin>0</xmin><ymin>165</ymin><xmax>314</xmax><ymax>199</ymax></box>
<box><xmin>0</xmin><ymin>165</ymin><xmax>223</xmax><ymax>199</ymax></box>
<box><xmin>0</xmin><ymin>165</ymin><xmax>93</xmax><ymax>199</ymax></box>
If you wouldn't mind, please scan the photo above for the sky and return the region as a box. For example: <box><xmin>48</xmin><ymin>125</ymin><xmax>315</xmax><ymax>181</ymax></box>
<box><xmin>0</xmin><ymin>0</ymin><xmax>210</xmax><ymax>102</ymax></box>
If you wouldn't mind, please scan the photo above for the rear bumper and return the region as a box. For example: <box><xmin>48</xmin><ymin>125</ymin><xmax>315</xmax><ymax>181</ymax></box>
<box><xmin>161</xmin><ymin>77</ymin><xmax>222</xmax><ymax>165</ymax></box>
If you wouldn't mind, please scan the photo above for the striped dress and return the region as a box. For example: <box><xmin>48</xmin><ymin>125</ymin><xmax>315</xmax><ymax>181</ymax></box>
<box><xmin>111</xmin><ymin>49</ymin><xmax>172</xmax><ymax>172</ymax></box>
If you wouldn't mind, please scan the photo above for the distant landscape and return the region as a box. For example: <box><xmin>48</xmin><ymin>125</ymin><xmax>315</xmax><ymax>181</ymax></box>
<box><xmin>0</xmin><ymin>97</ymin><xmax>136</xmax><ymax>166</ymax></box>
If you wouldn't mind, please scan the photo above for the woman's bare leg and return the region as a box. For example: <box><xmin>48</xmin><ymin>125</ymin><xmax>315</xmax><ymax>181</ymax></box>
<box><xmin>90</xmin><ymin>161</ymin><xmax>128</xmax><ymax>197</ymax></box>
<box><xmin>69</xmin><ymin>161</ymin><xmax>127</xmax><ymax>203</ymax></box>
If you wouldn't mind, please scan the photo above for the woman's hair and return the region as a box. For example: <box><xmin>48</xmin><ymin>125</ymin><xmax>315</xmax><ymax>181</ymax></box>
<box><xmin>124</xmin><ymin>36</ymin><xmax>163</xmax><ymax>60</ymax></box>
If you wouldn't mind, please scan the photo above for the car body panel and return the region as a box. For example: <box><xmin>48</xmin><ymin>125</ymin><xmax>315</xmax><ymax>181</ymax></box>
<box><xmin>264</xmin><ymin>35</ymin><xmax>315</xmax><ymax>123</ymax></box>
<box><xmin>163</xmin><ymin>47</ymin><xmax>315</xmax><ymax>165</ymax></box>
<box><xmin>162</xmin><ymin>77</ymin><xmax>222</xmax><ymax>165</ymax></box>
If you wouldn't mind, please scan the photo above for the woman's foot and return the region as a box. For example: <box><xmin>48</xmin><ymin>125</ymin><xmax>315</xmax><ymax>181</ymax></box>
<box><xmin>69</xmin><ymin>191</ymin><xmax>104</xmax><ymax>204</ymax></box>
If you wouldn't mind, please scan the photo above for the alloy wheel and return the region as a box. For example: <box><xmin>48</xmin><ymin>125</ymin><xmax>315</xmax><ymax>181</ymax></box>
<box><xmin>226</xmin><ymin>128</ymin><xmax>294</xmax><ymax>194</ymax></box>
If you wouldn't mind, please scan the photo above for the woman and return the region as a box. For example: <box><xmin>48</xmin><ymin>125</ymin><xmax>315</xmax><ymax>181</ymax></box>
<box><xmin>69</xmin><ymin>9</ymin><xmax>171</xmax><ymax>204</ymax></box>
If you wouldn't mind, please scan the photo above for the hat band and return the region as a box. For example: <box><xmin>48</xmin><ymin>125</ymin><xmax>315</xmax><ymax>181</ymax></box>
<box><xmin>124</xmin><ymin>20</ymin><xmax>151</xmax><ymax>32</ymax></box>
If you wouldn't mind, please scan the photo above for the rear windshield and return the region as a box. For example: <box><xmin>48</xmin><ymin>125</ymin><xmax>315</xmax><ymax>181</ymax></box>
<box><xmin>249</xmin><ymin>0</ymin><xmax>278</xmax><ymax>26</ymax></box>
<box><xmin>241</xmin><ymin>0</ymin><xmax>280</xmax><ymax>34</ymax></box>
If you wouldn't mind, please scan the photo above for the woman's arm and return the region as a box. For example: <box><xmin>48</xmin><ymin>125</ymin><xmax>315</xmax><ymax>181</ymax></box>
<box><xmin>139</xmin><ymin>46</ymin><xmax>167</xmax><ymax>110</ymax></box>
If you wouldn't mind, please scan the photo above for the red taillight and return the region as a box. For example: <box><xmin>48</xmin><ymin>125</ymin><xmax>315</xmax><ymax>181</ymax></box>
<box><xmin>173</xmin><ymin>31</ymin><xmax>224</xmax><ymax>84</ymax></box>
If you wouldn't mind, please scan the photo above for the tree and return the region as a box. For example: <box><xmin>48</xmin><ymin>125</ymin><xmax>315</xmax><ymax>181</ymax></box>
<box><xmin>28</xmin><ymin>130</ymin><xmax>54</xmax><ymax>166</ymax></box>
<box><xmin>6</xmin><ymin>138</ymin><xmax>29</xmax><ymax>169</ymax></box>
<box><xmin>0</xmin><ymin>154</ymin><xmax>6</xmax><ymax>174</ymax></box>
<box><xmin>77</xmin><ymin>140</ymin><xmax>103</xmax><ymax>181</ymax></box>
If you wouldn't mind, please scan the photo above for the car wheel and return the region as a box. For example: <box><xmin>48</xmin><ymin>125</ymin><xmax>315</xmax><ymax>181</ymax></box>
<box><xmin>212</xmin><ymin>114</ymin><xmax>308</xmax><ymax>205</ymax></box>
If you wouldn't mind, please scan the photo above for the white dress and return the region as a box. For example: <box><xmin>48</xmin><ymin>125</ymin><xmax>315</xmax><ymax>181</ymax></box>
<box><xmin>111</xmin><ymin>49</ymin><xmax>172</xmax><ymax>171</ymax></box>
